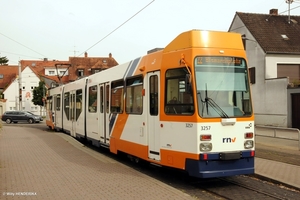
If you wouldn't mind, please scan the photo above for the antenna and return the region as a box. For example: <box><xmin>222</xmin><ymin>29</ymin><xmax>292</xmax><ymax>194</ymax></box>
<box><xmin>70</xmin><ymin>46</ymin><xmax>79</xmax><ymax>57</ymax></box>
<box><xmin>286</xmin><ymin>0</ymin><xmax>294</xmax><ymax>23</ymax></box>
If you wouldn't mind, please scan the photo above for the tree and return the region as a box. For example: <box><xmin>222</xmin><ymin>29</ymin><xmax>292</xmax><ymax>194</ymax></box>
<box><xmin>0</xmin><ymin>56</ymin><xmax>9</xmax><ymax>65</ymax></box>
<box><xmin>32</xmin><ymin>81</ymin><xmax>46</xmax><ymax>115</ymax></box>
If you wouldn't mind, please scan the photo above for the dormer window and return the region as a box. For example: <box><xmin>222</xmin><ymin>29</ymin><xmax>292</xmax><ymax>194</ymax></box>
<box><xmin>103</xmin><ymin>60</ymin><xmax>107</xmax><ymax>63</ymax></box>
<box><xmin>281</xmin><ymin>34</ymin><xmax>289</xmax><ymax>40</ymax></box>
<box><xmin>78</xmin><ymin>69</ymin><xmax>84</xmax><ymax>77</ymax></box>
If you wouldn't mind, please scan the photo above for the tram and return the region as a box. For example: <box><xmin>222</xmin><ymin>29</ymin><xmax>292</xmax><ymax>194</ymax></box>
<box><xmin>46</xmin><ymin>30</ymin><xmax>255</xmax><ymax>178</ymax></box>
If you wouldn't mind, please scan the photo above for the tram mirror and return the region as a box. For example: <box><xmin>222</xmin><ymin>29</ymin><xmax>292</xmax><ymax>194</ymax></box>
<box><xmin>185</xmin><ymin>74</ymin><xmax>192</xmax><ymax>94</ymax></box>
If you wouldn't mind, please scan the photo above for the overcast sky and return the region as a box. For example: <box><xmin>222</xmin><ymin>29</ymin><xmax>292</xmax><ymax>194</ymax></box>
<box><xmin>1</xmin><ymin>0</ymin><xmax>300</xmax><ymax>65</ymax></box>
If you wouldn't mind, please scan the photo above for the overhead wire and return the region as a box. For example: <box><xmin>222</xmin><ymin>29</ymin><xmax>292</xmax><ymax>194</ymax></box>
<box><xmin>0</xmin><ymin>32</ymin><xmax>48</xmax><ymax>59</ymax></box>
<box><xmin>78</xmin><ymin>0</ymin><xmax>155</xmax><ymax>57</ymax></box>
<box><xmin>1</xmin><ymin>0</ymin><xmax>155</xmax><ymax>64</ymax></box>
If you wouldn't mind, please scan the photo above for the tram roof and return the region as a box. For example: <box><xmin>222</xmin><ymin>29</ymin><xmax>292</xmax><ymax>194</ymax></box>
<box><xmin>163</xmin><ymin>30</ymin><xmax>244</xmax><ymax>53</ymax></box>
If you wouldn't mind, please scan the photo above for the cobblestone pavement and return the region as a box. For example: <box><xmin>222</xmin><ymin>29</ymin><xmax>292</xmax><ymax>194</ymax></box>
<box><xmin>0</xmin><ymin>125</ymin><xmax>193</xmax><ymax>200</ymax></box>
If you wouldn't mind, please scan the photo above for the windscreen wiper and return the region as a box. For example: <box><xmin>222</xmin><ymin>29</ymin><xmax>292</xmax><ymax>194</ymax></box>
<box><xmin>205</xmin><ymin>97</ymin><xmax>229</xmax><ymax>118</ymax></box>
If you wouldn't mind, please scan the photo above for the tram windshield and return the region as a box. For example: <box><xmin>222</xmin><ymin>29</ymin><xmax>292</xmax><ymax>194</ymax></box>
<box><xmin>194</xmin><ymin>56</ymin><xmax>252</xmax><ymax>118</ymax></box>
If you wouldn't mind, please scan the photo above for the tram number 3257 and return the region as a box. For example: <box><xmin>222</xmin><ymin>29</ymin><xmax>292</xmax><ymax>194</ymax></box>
<box><xmin>186</xmin><ymin>123</ymin><xmax>193</xmax><ymax>128</ymax></box>
<box><xmin>201</xmin><ymin>126</ymin><xmax>211</xmax><ymax>131</ymax></box>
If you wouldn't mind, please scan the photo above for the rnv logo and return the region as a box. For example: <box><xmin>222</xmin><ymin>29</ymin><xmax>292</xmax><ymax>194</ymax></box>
<box><xmin>222</xmin><ymin>137</ymin><xmax>236</xmax><ymax>143</ymax></box>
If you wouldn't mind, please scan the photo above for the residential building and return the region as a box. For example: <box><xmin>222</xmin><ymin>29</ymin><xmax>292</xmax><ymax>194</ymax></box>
<box><xmin>229</xmin><ymin>9</ymin><xmax>300</xmax><ymax>129</ymax></box>
<box><xmin>68</xmin><ymin>52</ymin><xmax>118</xmax><ymax>82</ymax></box>
<box><xmin>0</xmin><ymin>65</ymin><xmax>19</xmax><ymax>114</ymax></box>
<box><xmin>0</xmin><ymin>53</ymin><xmax>118</xmax><ymax>116</ymax></box>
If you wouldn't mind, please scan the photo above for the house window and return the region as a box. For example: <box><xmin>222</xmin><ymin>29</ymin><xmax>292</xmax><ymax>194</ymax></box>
<box><xmin>94</xmin><ymin>69</ymin><xmax>100</xmax><ymax>74</ymax></box>
<box><xmin>277</xmin><ymin>64</ymin><xmax>300</xmax><ymax>85</ymax></box>
<box><xmin>78</xmin><ymin>69</ymin><xmax>84</xmax><ymax>77</ymax></box>
<box><xmin>49</xmin><ymin>71</ymin><xmax>55</xmax><ymax>75</ymax></box>
<box><xmin>249</xmin><ymin>67</ymin><xmax>256</xmax><ymax>84</ymax></box>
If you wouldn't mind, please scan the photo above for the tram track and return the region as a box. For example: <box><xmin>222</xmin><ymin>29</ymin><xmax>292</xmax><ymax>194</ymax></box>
<box><xmin>73</xmin><ymin>136</ymin><xmax>300</xmax><ymax>200</ymax></box>
<box><xmin>115</xmin><ymin>154</ymin><xmax>300</xmax><ymax>200</ymax></box>
<box><xmin>192</xmin><ymin>175</ymin><xmax>299</xmax><ymax>200</ymax></box>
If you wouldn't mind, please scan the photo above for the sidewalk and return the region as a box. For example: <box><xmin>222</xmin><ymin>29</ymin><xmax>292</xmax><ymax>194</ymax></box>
<box><xmin>0</xmin><ymin>125</ymin><xmax>193</xmax><ymax>200</ymax></box>
<box><xmin>1</xmin><ymin>124</ymin><xmax>299</xmax><ymax>200</ymax></box>
<box><xmin>255</xmin><ymin>126</ymin><xmax>300</xmax><ymax>189</ymax></box>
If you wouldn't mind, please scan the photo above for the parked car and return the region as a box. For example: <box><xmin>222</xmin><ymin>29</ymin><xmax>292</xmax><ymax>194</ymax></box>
<box><xmin>1</xmin><ymin>111</ymin><xmax>42</xmax><ymax>124</ymax></box>
<box><xmin>24</xmin><ymin>111</ymin><xmax>43</xmax><ymax>121</ymax></box>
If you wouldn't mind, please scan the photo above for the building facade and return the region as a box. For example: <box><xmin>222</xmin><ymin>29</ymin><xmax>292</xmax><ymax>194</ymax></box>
<box><xmin>0</xmin><ymin>53</ymin><xmax>118</xmax><ymax>116</ymax></box>
<box><xmin>229</xmin><ymin>9</ymin><xmax>300</xmax><ymax>128</ymax></box>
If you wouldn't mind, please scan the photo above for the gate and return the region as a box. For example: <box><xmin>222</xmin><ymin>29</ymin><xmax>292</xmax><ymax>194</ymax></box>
<box><xmin>292</xmin><ymin>93</ymin><xmax>300</xmax><ymax>129</ymax></box>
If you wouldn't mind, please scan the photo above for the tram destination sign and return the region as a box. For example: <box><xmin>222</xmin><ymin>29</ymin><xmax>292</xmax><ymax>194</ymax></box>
<box><xmin>196</xmin><ymin>57</ymin><xmax>243</xmax><ymax>66</ymax></box>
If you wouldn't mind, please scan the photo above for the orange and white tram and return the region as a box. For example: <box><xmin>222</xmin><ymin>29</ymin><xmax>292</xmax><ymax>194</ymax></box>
<box><xmin>46</xmin><ymin>30</ymin><xmax>255</xmax><ymax>178</ymax></box>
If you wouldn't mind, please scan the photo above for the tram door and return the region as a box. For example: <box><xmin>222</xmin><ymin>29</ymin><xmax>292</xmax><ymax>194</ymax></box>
<box><xmin>99</xmin><ymin>83</ymin><xmax>110</xmax><ymax>145</ymax></box>
<box><xmin>53</xmin><ymin>95</ymin><xmax>59</xmax><ymax>128</ymax></box>
<box><xmin>147</xmin><ymin>71</ymin><xmax>160</xmax><ymax>161</ymax></box>
<box><xmin>70</xmin><ymin>91</ymin><xmax>76</xmax><ymax>137</ymax></box>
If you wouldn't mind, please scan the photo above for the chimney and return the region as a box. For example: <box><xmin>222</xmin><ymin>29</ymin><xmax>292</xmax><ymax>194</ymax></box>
<box><xmin>84</xmin><ymin>52</ymin><xmax>88</xmax><ymax>57</ymax></box>
<box><xmin>109</xmin><ymin>53</ymin><xmax>112</xmax><ymax>58</ymax></box>
<box><xmin>270</xmin><ymin>9</ymin><xmax>278</xmax><ymax>15</ymax></box>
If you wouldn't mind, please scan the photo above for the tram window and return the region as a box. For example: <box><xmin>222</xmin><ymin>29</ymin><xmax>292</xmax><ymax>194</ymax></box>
<box><xmin>64</xmin><ymin>92</ymin><xmax>70</xmax><ymax>120</ymax></box>
<box><xmin>56</xmin><ymin>94</ymin><xmax>61</xmax><ymax>111</ymax></box>
<box><xmin>47</xmin><ymin>96</ymin><xmax>53</xmax><ymax>111</ymax></box>
<box><xmin>111</xmin><ymin>80</ymin><xmax>124</xmax><ymax>113</ymax></box>
<box><xmin>76</xmin><ymin>89</ymin><xmax>82</xmax><ymax>120</ymax></box>
<box><xmin>125</xmin><ymin>76</ymin><xmax>143</xmax><ymax>114</ymax></box>
<box><xmin>100</xmin><ymin>86</ymin><xmax>104</xmax><ymax>113</ymax></box>
<box><xmin>165</xmin><ymin>68</ymin><xmax>194</xmax><ymax>115</ymax></box>
<box><xmin>88</xmin><ymin>85</ymin><xmax>97</xmax><ymax>113</ymax></box>
<box><xmin>149</xmin><ymin>75</ymin><xmax>158</xmax><ymax>116</ymax></box>
<box><xmin>106</xmin><ymin>85</ymin><xmax>109</xmax><ymax>113</ymax></box>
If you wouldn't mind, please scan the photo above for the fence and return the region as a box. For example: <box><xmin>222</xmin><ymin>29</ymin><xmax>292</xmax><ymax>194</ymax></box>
<box><xmin>255</xmin><ymin>125</ymin><xmax>300</xmax><ymax>151</ymax></box>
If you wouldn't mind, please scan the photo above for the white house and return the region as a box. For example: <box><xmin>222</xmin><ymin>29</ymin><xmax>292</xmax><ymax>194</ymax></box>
<box><xmin>229</xmin><ymin>9</ymin><xmax>300</xmax><ymax>129</ymax></box>
<box><xmin>3</xmin><ymin>66</ymin><xmax>43</xmax><ymax>115</ymax></box>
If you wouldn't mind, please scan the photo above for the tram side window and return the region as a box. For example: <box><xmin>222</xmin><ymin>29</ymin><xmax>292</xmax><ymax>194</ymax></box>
<box><xmin>106</xmin><ymin>85</ymin><xmax>109</xmax><ymax>113</ymax></box>
<box><xmin>76</xmin><ymin>89</ymin><xmax>82</xmax><ymax>120</ymax></box>
<box><xmin>88</xmin><ymin>85</ymin><xmax>97</xmax><ymax>113</ymax></box>
<box><xmin>47</xmin><ymin>96</ymin><xmax>52</xmax><ymax>111</ymax></box>
<box><xmin>56</xmin><ymin>94</ymin><xmax>61</xmax><ymax>111</ymax></box>
<box><xmin>165</xmin><ymin>68</ymin><xmax>194</xmax><ymax>115</ymax></box>
<box><xmin>64</xmin><ymin>92</ymin><xmax>70</xmax><ymax>120</ymax></box>
<box><xmin>111</xmin><ymin>80</ymin><xmax>124</xmax><ymax>113</ymax></box>
<box><xmin>100</xmin><ymin>86</ymin><xmax>104</xmax><ymax>113</ymax></box>
<box><xmin>125</xmin><ymin>76</ymin><xmax>143</xmax><ymax>114</ymax></box>
<box><xmin>150</xmin><ymin>75</ymin><xmax>158</xmax><ymax>116</ymax></box>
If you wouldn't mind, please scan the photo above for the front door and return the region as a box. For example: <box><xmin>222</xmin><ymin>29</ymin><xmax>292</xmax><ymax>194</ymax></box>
<box><xmin>147</xmin><ymin>71</ymin><xmax>160</xmax><ymax>161</ymax></box>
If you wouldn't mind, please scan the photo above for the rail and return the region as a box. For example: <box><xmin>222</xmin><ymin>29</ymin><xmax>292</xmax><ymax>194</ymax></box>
<box><xmin>255</xmin><ymin>125</ymin><xmax>300</xmax><ymax>151</ymax></box>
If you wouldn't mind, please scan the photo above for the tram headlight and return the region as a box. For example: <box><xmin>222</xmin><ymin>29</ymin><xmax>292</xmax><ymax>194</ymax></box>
<box><xmin>244</xmin><ymin>140</ymin><xmax>254</xmax><ymax>149</ymax></box>
<box><xmin>200</xmin><ymin>143</ymin><xmax>212</xmax><ymax>152</ymax></box>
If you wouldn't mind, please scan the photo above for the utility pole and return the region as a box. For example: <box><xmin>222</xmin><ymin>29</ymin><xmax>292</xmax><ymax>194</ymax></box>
<box><xmin>18</xmin><ymin>61</ymin><xmax>22</xmax><ymax>110</ymax></box>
